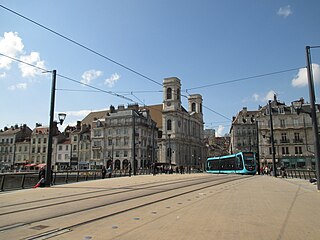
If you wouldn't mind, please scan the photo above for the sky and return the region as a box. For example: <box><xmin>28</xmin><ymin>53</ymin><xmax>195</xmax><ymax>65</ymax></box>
<box><xmin>0</xmin><ymin>0</ymin><xmax>319</xmax><ymax>137</ymax></box>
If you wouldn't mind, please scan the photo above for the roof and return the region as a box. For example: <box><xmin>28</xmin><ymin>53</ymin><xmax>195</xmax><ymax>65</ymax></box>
<box><xmin>81</xmin><ymin>110</ymin><xmax>108</xmax><ymax>126</ymax></box>
<box><xmin>145</xmin><ymin>104</ymin><xmax>163</xmax><ymax>129</ymax></box>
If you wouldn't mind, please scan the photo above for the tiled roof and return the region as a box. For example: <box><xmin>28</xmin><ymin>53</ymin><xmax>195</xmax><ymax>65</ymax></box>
<box><xmin>81</xmin><ymin>110</ymin><xmax>108</xmax><ymax>126</ymax></box>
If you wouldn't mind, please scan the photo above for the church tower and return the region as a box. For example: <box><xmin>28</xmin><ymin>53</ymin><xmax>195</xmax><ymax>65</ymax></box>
<box><xmin>188</xmin><ymin>94</ymin><xmax>203</xmax><ymax>116</ymax></box>
<box><xmin>163</xmin><ymin>77</ymin><xmax>181</xmax><ymax>112</ymax></box>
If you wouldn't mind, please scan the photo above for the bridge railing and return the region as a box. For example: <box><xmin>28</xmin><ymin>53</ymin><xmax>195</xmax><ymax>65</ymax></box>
<box><xmin>0</xmin><ymin>168</ymin><xmax>154</xmax><ymax>192</ymax></box>
<box><xmin>283</xmin><ymin>169</ymin><xmax>317</xmax><ymax>181</ymax></box>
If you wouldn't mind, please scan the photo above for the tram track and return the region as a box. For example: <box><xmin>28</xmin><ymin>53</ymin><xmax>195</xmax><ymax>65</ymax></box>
<box><xmin>0</xmin><ymin>175</ymin><xmax>212</xmax><ymax>215</ymax></box>
<box><xmin>0</xmin><ymin>175</ymin><xmax>253</xmax><ymax>240</ymax></box>
<box><xmin>0</xmin><ymin>175</ymin><xmax>205</xmax><ymax>209</ymax></box>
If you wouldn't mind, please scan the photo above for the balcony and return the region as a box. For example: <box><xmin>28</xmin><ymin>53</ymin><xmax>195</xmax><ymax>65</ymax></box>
<box><xmin>280</xmin><ymin>139</ymin><xmax>290</xmax><ymax>144</ymax></box>
<box><xmin>293</xmin><ymin>139</ymin><xmax>303</xmax><ymax>143</ymax></box>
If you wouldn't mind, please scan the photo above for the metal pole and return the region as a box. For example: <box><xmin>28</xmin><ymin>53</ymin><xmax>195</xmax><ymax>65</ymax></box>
<box><xmin>168</xmin><ymin>134</ymin><xmax>171</xmax><ymax>166</ymax></box>
<box><xmin>132</xmin><ymin>110</ymin><xmax>136</xmax><ymax>175</ymax></box>
<box><xmin>256</xmin><ymin>120</ymin><xmax>260</xmax><ymax>175</ymax></box>
<box><xmin>306</xmin><ymin>46</ymin><xmax>320</xmax><ymax>191</ymax></box>
<box><xmin>269</xmin><ymin>100</ymin><xmax>277</xmax><ymax>177</ymax></box>
<box><xmin>45</xmin><ymin>70</ymin><xmax>56</xmax><ymax>187</ymax></box>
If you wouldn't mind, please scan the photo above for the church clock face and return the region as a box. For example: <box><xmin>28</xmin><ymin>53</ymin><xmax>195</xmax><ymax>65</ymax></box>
<box><xmin>167</xmin><ymin>102</ymin><xmax>171</xmax><ymax>106</ymax></box>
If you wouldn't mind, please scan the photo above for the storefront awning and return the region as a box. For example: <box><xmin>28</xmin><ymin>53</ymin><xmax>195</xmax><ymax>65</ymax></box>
<box><xmin>25</xmin><ymin>164</ymin><xmax>36</xmax><ymax>167</ymax></box>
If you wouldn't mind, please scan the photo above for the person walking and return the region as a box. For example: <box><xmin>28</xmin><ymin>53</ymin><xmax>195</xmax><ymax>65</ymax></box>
<box><xmin>128</xmin><ymin>162</ymin><xmax>132</xmax><ymax>177</ymax></box>
<box><xmin>101</xmin><ymin>166</ymin><xmax>107</xmax><ymax>179</ymax></box>
<box><xmin>38</xmin><ymin>167</ymin><xmax>46</xmax><ymax>187</ymax></box>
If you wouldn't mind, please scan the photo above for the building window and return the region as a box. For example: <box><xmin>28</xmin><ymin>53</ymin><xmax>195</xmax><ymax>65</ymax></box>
<box><xmin>295</xmin><ymin>146</ymin><xmax>302</xmax><ymax>154</ymax></box>
<box><xmin>108</xmin><ymin>139</ymin><xmax>113</xmax><ymax>146</ymax></box>
<box><xmin>38</xmin><ymin>138</ymin><xmax>41</xmax><ymax>144</ymax></box>
<box><xmin>59</xmin><ymin>145</ymin><xmax>62</xmax><ymax>151</ymax></box>
<box><xmin>166</xmin><ymin>88</ymin><xmax>172</xmax><ymax>100</ymax></box>
<box><xmin>124</xmin><ymin>151</ymin><xmax>128</xmax><ymax>157</ymax></box>
<box><xmin>282</xmin><ymin>147</ymin><xmax>289</xmax><ymax>154</ymax></box>
<box><xmin>177</xmin><ymin>88</ymin><xmax>180</xmax><ymax>100</ymax></box>
<box><xmin>167</xmin><ymin>119</ymin><xmax>172</xmax><ymax>131</ymax></box>
<box><xmin>280</xmin><ymin>119</ymin><xmax>286</xmax><ymax>128</ymax></box>
<box><xmin>294</xmin><ymin>133</ymin><xmax>300</xmax><ymax>141</ymax></box>
<box><xmin>191</xmin><ymin>102</ymin><xmax>196</xmax><ymax>112</ymax></box>
<box><xmin>124</xmin><ymin>137</ymin><xmax>129</xmax><ymax>146</ymax></box>
<box><xmin>279</xmin><ymin>108</ymin><xmax>284</xmax><ymax>114</ymax></box>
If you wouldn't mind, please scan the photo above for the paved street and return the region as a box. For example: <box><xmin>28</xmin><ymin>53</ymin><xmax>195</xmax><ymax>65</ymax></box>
<box><xmin>0</xmin><ymin>173</ymin><xmax>319</xmax><ymax>240</ymax></box>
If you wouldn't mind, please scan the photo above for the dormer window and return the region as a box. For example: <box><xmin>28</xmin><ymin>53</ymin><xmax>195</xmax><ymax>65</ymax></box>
<box><xmin>279</xmin><ymin>108</ymin><xmax>284</xmax><ymax>114</ymax></box>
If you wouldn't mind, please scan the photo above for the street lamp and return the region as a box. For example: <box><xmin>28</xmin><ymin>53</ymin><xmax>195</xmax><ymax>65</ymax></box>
<box><xmin>168</xmin><ymin>134</ymin><xmax>171</xmax><ymax>166</ymax></box>
<box><xmin>45</xmin><ymin>70</ymin><xmax>67</xmax><ymax>187</ymax></box>
<box><xmin>268</xmin><ymin>100</ymin><xmax>277</xmax><ymax>177</ymax></box>
<box><xmin>58</xmin><ymin>113</ymin><xmax>66</xmax><ymax>125</ymax></box>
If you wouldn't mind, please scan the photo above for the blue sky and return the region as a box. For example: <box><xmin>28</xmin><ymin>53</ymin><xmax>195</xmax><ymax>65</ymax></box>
<box><xmin>0</xmin><ymin>0</ymin><xmax>319</xmax><ymax>136</ymax></box>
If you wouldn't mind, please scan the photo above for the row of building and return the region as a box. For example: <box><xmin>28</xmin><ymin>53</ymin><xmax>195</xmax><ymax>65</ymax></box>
<box><xmin>1</xmin><ymin>77</ymin><xmax>319</xmax><ymax>172</ymax></box>
<box><xmin>0</xmin><ymin>77</ymin><xmax>206</xmax><ymax>171</ymax></box>
<box><xmin>229</xmin><ymin>95</ymin><xmax>320</xmax><ymax>170</ymax></box>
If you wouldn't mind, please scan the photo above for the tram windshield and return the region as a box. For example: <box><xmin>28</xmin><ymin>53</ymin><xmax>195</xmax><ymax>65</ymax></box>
<box><xmin>242</xmin><ymin>152</ymin><xmax>255</xmax><ymax>165</ymax></box>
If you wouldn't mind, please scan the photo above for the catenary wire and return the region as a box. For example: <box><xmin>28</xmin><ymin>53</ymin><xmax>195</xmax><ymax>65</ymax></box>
<box><xmin>0</xmin><ymin>52</ymin><xmax>135</xmax><ymax>102</ymax></box>
<box><xmin>0</xmin><ymin>4</ymin><xmax>162</xmax><ymax>87</ymax></box>
<box><xmin>185</xmin><ymin>67</ymin><xmax>303</xmax><ymax>91</ymax></box>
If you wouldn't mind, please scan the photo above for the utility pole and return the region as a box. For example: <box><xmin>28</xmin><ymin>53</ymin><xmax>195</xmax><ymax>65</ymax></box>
<box><xmin>132</xmin><ymin>110</ymin><xmax>137</xmax><ymax>175</ymax></box>
<box><xmin>268</xmin><ymin>100</ymin><xmax>277</xmax><ymax>177</ymax></box>
<box><xmin>256</xmin><ymin>120</ymin><xmax>260</xmax><ymax>175</ymax></box>
<box><xmin>306</xmin><ymin>46</ymin><xmax>320</xmax><ymax>191</ymax></box>
<box><xmin>45</xmin><ymin>70</ymin><xmax>56</xmax><ymax>187</ymax></box>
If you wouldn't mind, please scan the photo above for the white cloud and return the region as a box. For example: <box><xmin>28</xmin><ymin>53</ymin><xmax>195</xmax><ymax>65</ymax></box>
<box><xmin>8</xmin><ymin>82</ymin><xmax>27</xmax><ymax>91</ymax></box>
<box><xmin>263</xmin><ymin>90</ymin><xmax>276</xmax><ymax>101</ymax></box>
<box><xmin>64</xmin><ymin>109</ymin><xmax>93</xmax><ymax>118</ymax></box>
<box><xmin>215</xmin><ymin>125</ymin><xmax>225</xmax><ymax>137</ymax></box>
<box><xmin>252</xmin><ymin>93</ymin><xmax>259</xmax><ymax>101</ymax></box>
<box><xmin>0</xmin><ymin>72</ymin><xmax>6</xmax><ymax>78</ymax></box>
<box><xmin>104</xmin><ymin>73</ymin><xmax>120</xmax><ymax>87</ymax></box>
<box><xmin>0</xmin><ymin>32</ymin><xmax>24</xmax><ymax>69</ymax></box>
<box><xmin>81</xmin><ymin>69</ymin><xmax>103</xmax><ymax>84</ymax></box>
<box><xmin>277</xmin><ymin>5</ymin><xmax>293</xmax><ymax>18</ymax></box>
<box><xmin>19</xmin><ymin>52</ymin><xmax>45</xmax><ymax>77</ymax></box>
<box><xmin>292</xmin><ymin>64</ymin><xmax>320</xmax><ymax>87</ymax></box>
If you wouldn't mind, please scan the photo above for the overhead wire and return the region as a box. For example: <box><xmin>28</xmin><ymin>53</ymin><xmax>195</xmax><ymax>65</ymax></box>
<box><xmin>0</xmin><ymin>4</ymin><xmax>162</xmax><ymax>87</ymax></box>
<box><xmin>185</xmin><ymin>67</ymin><xmax>303</xmax><ymax>91</ymax></box>
<box><xmin>0</xmin><ymin>4</ymin><xmax>308</xmax><ymax>122</ymax></box>
<box><xmin>0</xmin><ymin>52</ymin><xmax>135</xmax><ymax>102</ymax></box>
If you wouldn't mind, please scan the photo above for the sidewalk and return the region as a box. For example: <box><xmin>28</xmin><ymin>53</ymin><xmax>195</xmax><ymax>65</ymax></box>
<box><xmin>1</xmin><ymin>174</ymin><xmax>319</xmax><ymax>240</ymax></box>
<box><xmin>51</xmin><ymin>175</ymin><xmax>320</xmax><ymax>240</ymax></box>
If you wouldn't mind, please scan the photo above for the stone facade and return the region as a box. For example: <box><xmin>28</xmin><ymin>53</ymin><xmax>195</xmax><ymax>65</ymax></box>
<box><xmin>230</xmin><ymin>96</ymin><xmax>320</xmax><ymax>169</ymax></box>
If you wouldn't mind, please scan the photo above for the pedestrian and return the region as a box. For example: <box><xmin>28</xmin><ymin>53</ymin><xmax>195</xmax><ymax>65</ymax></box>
<box><xmin>128</xmin><ymin>162</ymin><xmax>132</xmax><ymax>177</ymax></box>
<box><xmin>101</xmin><ymin>166</ymin><xmax>106</xmax><ymax>179</ymax></box>
<box><xmin>107</xmin><ymin>166</ymin><xmax>112</xmax><ymax>178</ymax></box>
<box><xmin>38</xmin><ymin>167</ymin><xmax>46</xmax><ymax>187</ymax></box>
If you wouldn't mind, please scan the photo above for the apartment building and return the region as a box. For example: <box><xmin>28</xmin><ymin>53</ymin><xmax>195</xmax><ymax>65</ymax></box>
<box><xmin>0</xmin><ymin>124</ymin><xmax>32</xmax><ymax>170</ymax></box>
<box><xmin>230</xmin><ymin>95</ymin><xmax>320</xmax><ymax>169</ymax></box>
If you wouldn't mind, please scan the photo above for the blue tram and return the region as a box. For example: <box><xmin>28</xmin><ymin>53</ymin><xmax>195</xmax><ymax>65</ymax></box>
<box><xmin>206</xmin><ymin>152</ymin><xmax>256</xmax><ymax>175</ymax></box>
